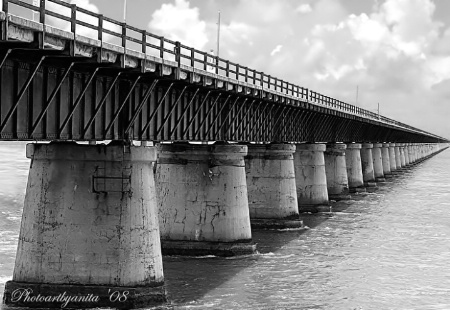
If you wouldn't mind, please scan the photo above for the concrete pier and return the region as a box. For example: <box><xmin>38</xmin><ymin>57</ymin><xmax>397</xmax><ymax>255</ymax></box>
<box><xmin>156</xmin><ymin>143</ymin><xmax>256</xmax><ymax>257</ymax></box>
<box><xmin>389</xmin><ymin>143</ymin><xmax>398</xmax><ymax>172</ymax></box>
<box><xmin>409</xmin><ymin>144</ymin><xmax>417</xmax><ymax>164</ymax></box>
<box><xmin>3</xmin><ymin>142</ymin><xmax>166</xmax><ymax>309</ymax></box>
<box><xmin>381</xmin><ymin>143</ymin><xmax>392</xmax><ymax>176</ymax></box>
<box><xmin>372</xmin><ymin>143</ymin><xmax>385</xmax><ymax>182</ymax></box>
<box><xmin>399</xmin><ymin>144</ymin><xmax>406</xmax><ymax>167</ymax></box>
<box><xmin>404</xmin><ymin>144</ymin><xmax>411</xmax><ymax>166</ymax></box>
<box><xmin>245</xmin><ymin>143</ymin><xmax>303</xmax><ymax>228</ymax></box>
<box><xmin>293</xmin><ymin>143</ymin><xmax>329</xmax><ymax>212</ymax></box>
<box><xmin>360</xmin><ymin>143</ymin><xmax>377</xmax><ymax>186</ymax></box>
<box><xmin>345</xmin><ymin>143</ymin><xmax>365</xmax><ymax>192</ymax></box>
<box><xmin>324</xmin><ymin>143</ymin><xmax>350</xmax><ymax>200</ymax></box>
<box><xmin>394</xmin><ymin>144</ymin><xmax>402</xmax><ymax>169</ymax></box>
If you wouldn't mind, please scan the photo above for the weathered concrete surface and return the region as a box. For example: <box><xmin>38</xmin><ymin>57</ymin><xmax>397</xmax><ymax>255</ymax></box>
<box><xmin>3</xmin><ymin>142</ymin><xmax>165</xmax><ymax>308</ymax></box>
<box><xmin>381</xmin><ymin>143</ymin><xmax>392</xmax><ymax>176</ymax></box>
<box><xmin>294</xmin><ymin>143</ymin><xmax>329</xmax><ymax>212</ymax></box>
<box><xmin>324</xmin><ymin>143</ymin><xmax>350</xmax><ymax>200</ymax></box>
<box><xmin>394</xmin><ymin>144</ymin><xmax>402</xmax><ymax>169</ymax></box>
<box><xmin>408</xmin><ymin>144</ymin><xmax>416</xmax><ymax>164</ymax></box>
<box><xmin>372</xmin><ymin>143</ymin><xmax>385</xmax><ymax>182</ymax></box>
<box><xmin>156</xmin><ymin>143</ymin><xmax>255</xmax><ymax>256</ymax></box>
<box><xmin>404</xmin><ymin>144</ymin><xmax>411</xmax><ymax>166</ymax></box>
<box><xmin>399</xmin><ymin>143</ymin><xmax>406</xmax><ymax>167</ymax></box>
<box><xmin>345</xmin><ymin>143</ymin><xmax>365</xmax><ymax>191</ymax></box>
<box><xmin>360</xmin><ymin>143</ymin><xmax>376</xmax><ymax>185</ymax></box>
<box><xmin>245</xmin><ymin>144</ymin><xmax>303</xmax><ymax>228</ymax></box>
<box><xmin>389</xmin><ymin>143</ymin><xmax>398</xmax><ymax>171</ymax></box>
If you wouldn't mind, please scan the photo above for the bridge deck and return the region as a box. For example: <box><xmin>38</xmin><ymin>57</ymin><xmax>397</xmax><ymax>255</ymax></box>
<box><xmin>0</xmin><ymin>0</ymin><xmax>446</xmax><ymax>143</ymax></box>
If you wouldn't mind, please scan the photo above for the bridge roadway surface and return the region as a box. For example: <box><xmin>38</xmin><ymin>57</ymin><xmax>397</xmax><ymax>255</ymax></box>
<box><xmin>0</xmin><ymin>0</ymin><xmax>447</xmax><ymax>143</ymax></box>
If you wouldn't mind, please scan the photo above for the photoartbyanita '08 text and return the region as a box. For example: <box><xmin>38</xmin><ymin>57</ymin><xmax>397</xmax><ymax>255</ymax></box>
<box><xmin>10</xmin><ymin>288</ymin><xmax>130</xmax><ymax>308</ymax></box>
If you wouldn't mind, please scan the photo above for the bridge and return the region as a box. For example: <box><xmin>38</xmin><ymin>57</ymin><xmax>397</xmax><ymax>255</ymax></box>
<box><xmin>1</xmin><ymin>0</ymin><xmax>448</xmax><ymax>309</ymax></box>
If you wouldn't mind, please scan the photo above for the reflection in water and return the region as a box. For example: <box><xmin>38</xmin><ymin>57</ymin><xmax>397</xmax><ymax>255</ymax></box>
<box><xmin>1</xmin><ymin>143</ymin><xmax>450</xmax><ymax>310</ymax></box>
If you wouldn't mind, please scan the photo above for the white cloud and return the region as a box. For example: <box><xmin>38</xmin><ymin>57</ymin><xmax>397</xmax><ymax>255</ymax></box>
<box><xmin>270</xmin><ymin>45</ymin><xmax>283</xmax><ymax>56</ymax></box>
<box><xmin>148</xmin><ymin>0</ymin><xmax>208</xmax><ymax>50</ymax></box>
<box><xmin>296</xmin><ymin>4</ymin><xmax>312</xmax><ymax>14</ymax></box>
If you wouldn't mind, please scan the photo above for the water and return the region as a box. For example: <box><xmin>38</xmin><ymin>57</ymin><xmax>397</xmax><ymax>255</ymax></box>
<box><xmin>1</xmin><ymin>142</ymin><xmax>450</xmax><ymax>310</ymax></box>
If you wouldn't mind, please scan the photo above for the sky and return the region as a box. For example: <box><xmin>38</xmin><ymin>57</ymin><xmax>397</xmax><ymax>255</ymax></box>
<box><xmin>24</xmin><ymin>0</ymin><xmax>450</xmax><ymax>138</ymax></box>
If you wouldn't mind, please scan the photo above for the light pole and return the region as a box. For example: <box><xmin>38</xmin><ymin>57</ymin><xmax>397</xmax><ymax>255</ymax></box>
<box><xmin>216</xmin><ymin>11</ymin><xmax>221</xmax><ymax>58</ymax></box>
<box><xmin>123</xmin><ymin>0</ymin><xmax>127</xmax><ymax>22</ymax></box>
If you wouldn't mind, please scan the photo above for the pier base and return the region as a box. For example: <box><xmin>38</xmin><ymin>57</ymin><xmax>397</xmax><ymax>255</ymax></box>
<box><xmin>325</xmin><ymin>143</ymin><xmax>351</xmax><ymax>200</ymax></box>
<box><xmin>389</xmin><ymin>143</ymin><xmax>398</xmax><ymax>172</ymax></box>
<box><xmin>346</xmin><ymin>143</ymin><xmax>366</xmax><ymax>193</ymax></box>
<box><xmin>381</xmin><ymin>143</ymin><xmax>392</xmax><ymax>177</ymax></box>
<box><xmin>294</xmin><ymin>143</ymin><xmax>329</xmax><ymax>212</ymax></box>
<box><xmin>361</xmin><ymin>143</ymin><xmax>376</xmax><ymax>187</ymax></box>
<box><xmin>156</xmin><ymin>143</ymin><xmax>256</xmax><ymax>256</ymax></box>
<box><xmin>3</xmin><ymin>142</ymin><xmax>165</xmax><ymax>309</ymax></box>
<box><xmin>372</xmin><ymin>143</ymin><xmax>385</xmax><ymax>182</ymax></box>
<box><xmin>245</xmin><ymin>144</ymin><xmax>303</xmax><ymax>229</ymax></box>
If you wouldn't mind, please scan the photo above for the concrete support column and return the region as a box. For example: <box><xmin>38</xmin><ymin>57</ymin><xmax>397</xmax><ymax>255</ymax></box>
<box><xmin>388</xmin><ymin>143</ymin><xmax>398</xmax><ymax>171</ymax></box>
<box><xmin>404</xmin><ymin>144</ymin><xmax>411</xmax><ymax>166</ymax></box>
<box><xmin>324</xmin><ymin>143</ymin><xmax>349</xmax><ymax>200</ymax></box>
<box><xmin>408</xmin><ymin>144</ymin><xmax>413</xmax><ymax>164</ymax></box>
<box><xmin>156</xmin><ymin>143</ymin><xmax>256</xmax><ymax>257</ymax></box>
<box><xmin>294</xmin><ymin>143</ymin><xmax>329</xmax><ymax>212</ymax></box>
<box><xmin>3</xmin><ymin>142</ymin><xmax>166</xmax><ymax>309</ymax></box>
<box><xmin>411</xmin><ymin>143</ymin><xmax>418</xmax><ymax>164</ymax></box>
<box><xmin>418</xmin><ymin>144</ymin><xmax>423</xmax><ymax>160</ymax></box>
<box><xmin>399</xmin><ymin>143</ymin><xmax>406</xmax><ymax>168</ymax></box>
<box><xmin>394</xmin><ymin>143</ymin><xmax>402</xmax><ymax>169</ymax></box>
<box><xmin>381</xmin><ymin>143</ymin><xmax>392</xmax><ymax>176</ymax></box>
<box><xmin>345</xmin><ymin>143</ymin><xmax>365</xmax><ymax>192</ymax></box>
<box><xmin>360</xmin><ymin>143</ymin><xmax>376</xmax><ymax>186</ymax></box>
<box><xmin>372</xmin><ymin>143</ymin><xmax>385</xmax><ymax>182</ymax></box>
<box><xmin>245</xmin><ymin>143</ymin><xmax>303</xmax><ymax>228</ymax></box>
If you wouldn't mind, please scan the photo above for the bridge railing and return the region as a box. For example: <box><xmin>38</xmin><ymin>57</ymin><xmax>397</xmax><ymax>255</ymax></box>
<box><xmin>1</xmin><ymin>0</ymin><xmax>443</xmax><ymax>140</ymax></box>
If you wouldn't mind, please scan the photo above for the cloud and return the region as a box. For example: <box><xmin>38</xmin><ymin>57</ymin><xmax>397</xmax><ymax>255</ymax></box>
<box><xmin>148</xmin><ymin>0</ymin><xmax>208</xmax><ymax>50</ymax></box>
<box><xmin>296</xmin><ymin>4</ymin><xmax>312</xmax><ymax>14</ymax></box>
<box><xmin>270</xmin><ymin>45</ymin><xmax>283</xmax><ymax>56</ymax></box>
<box><xmin>215</xmin><ymin>0</ymin><xmax>448</xmax><ymax>137</ymax></box>
<box><xmin>295</xmin><ymin>0</ymin><xmax>450</xmax><ymax>136</ymax></box>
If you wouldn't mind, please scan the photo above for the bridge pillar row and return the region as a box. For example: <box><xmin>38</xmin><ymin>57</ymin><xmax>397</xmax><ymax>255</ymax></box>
<box><xmin>381</xmin><ymin>143</ymin><xmax>392</xmax><ymax>177</ymax></box>
<box><xmin>156</xmin><ymin>143</ymin><xmax>256</xmax><ymax>257</ymax></box>
<box><xmin>345</xmin><ymin>143</ymin><xmax>366</xmax><ymax>192</ymax></box>
<box><xmin>388</xmin><ymin>143</ymin><xmax>398</xmax><ymax>172</ymax></box>
<box><xmin>245</xmin><ymin>143</ymin><xmax>303</xmax><ymax>228</ymax></box>
<box><xmin>324</xmin><ymin>143</ymin><xmax>350</xmax><ymax>200</ymax></box>
<box><xmin>418</xmin><ymin>144</ymin><xmax>424</xmax><ymax>161</ymax></box>
<box><xmin>372</xmin><ymin>143</ymin><xmax>386</xmax><ymax>182</ymax></box>
<box><xmin>3</xmin><ymin>142</ymin><xmax>166</xmax><ymax>309</ymax></box>
<box><xmin>293</xmin><ymin>143</ymin><xmax>329</xmax><ymax>212</ymax></box>
<box><xmin>418</xmin><ymin>144</ymin><xmax>424</xmax><ymax>160</ymax></box>
<box><xmin>360</xmin><ymin>143</ymin><xmax>377</xmax><ymax>186</ymax></box>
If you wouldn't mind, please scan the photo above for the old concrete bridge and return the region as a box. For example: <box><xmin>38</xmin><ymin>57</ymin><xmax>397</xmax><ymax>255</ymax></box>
<box><xmin>1</xmin><ymin>0</ymin><xmax>449</xmax><ymax>308</ymax></box>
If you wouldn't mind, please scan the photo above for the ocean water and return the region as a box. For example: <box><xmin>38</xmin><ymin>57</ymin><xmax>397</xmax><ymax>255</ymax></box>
<box><xmin>1</xmin><ymin>142</ymin><xmax>449</xmax><ymax>310</ymax></box>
